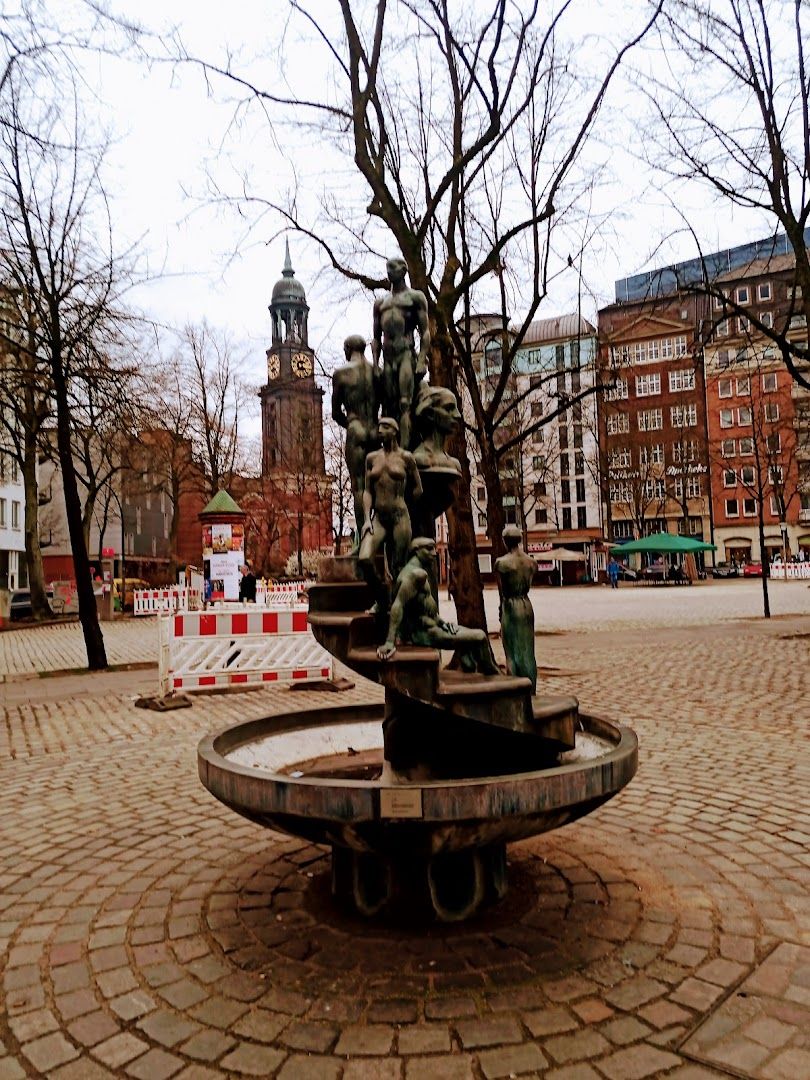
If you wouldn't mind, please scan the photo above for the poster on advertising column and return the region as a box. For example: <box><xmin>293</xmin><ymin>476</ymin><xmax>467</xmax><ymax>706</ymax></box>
<box><xmin>208</xmin><ymin>551</ymin><xmax>241</xmax><ymax>601</ymax></box>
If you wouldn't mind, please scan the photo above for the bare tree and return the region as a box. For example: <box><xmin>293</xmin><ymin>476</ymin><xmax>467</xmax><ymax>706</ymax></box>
<box><xmin>184</xmin><ymin>0</ymin><xmax>662</xmax><ymax>628</ymax></box>
<box><xmin>648</xmin><ymin>0</ymin><xmax>810</xmax><ymax>388</ymax></box>
<box><xmin>0</xmin><ymin>78</ymin><xmax>136</xmax><ymax>669</ymax></box>
<box><xmin>324</xmin><ymin>416</ymin><xmax>353</xmax><ymax>555</ymax></box>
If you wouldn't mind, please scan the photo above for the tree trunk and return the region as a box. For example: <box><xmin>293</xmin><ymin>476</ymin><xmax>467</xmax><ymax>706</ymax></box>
<box><xmin>51</xmin><ymin>338</ymin><xmax>107</xmax><ymax>668</ymax></box>
<box><xmin>22</xmin><ymin>429</ymin><xmax>51</xmax><ymax>619</ymax></box>
<box><xmin>757</xmin><ymin>510</ymin><xmax>771</xmax><ymax>619</ymax></box>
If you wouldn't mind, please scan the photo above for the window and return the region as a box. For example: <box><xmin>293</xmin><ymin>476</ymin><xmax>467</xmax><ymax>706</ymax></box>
<box><xmin>558</xmin><ymin>425</ymin><xmax>569</xmax><ymax>449</ymax></box>
<box><xmin>661</xmin><ymin>337</ymin><xmax>673</xmax><ymax>359</ymax></box>
<box><xmin>532</xmin><ymin>429</ymin><xmax>543</xmax><ymax>445</ymax></box>
<box><xmin>669</xmin><ymin>369</ymin><xmax>695</xmax><ymax>392</ymax></box>
<box><xmin>534</xmin><ymin>508</ymin><xmax>547</xmax><ymax>525</ymax></box>
<box><xmin>574</xmin><ymin>451</ymin><xmax>585</xmax><ymax>474</ymax></box>
<box><xmin>633</xmin><ymin>342</ymin><xmax>647</xmax><ymax>363</ymax></box>
<box><xmin>766</xmin><ymin>433</ymin><xmax>781</xmax><ymax>453</ymax></box>
<box><xmin>644</xmin><ymin>478</ymin><xmax>666</xmax><ymax>500</ymax></box>
<box><xmin>740</xmin><ymin>466</ymin><xmax>755</xmax><ymax>486</ymax></box>
<box><xmin>639</xmin><ymin>443</ymin><xmax>664</xmax><ymax>465</ymax></box>
<box><xmin>0</xmin><ymin>499</ymin><xmax>5</xmax><ymax>527</ymax></box>
<box><xmin>713</xmin><ymin>292</ymin><xmax>725</xmax><ymax>311</ymax></box>
<box><xmin>686</xmin><ymin>477</ymin><xmax>702</xmax><ymax>498</ymax></box>
<box><xmin>717</xmin><ymin>320</ymin><xmax>730</xmax><ymax>337</ymax></box>
<box><xmin>560</xmin><ymin>455</ymin><xmax>570</xmax><ymax>476</ymax></box>
<box><xmin>638</xmin><ymin>408</ymin><xmax>663</xmax><ymax>432</ymax></box>
<box><xmin>145</xmin><ymin>491</ymin><xmax>151</xmax><ymax>510</ymax></box>
<box><xmin>610</xmin><ymin>483</ymin><xmax>631</xmax><ymax>503</ymax></box>
<box><xmin>556</xmin><ymin>371</ymin><xmax>567</xmax><ymax>394</ymax></box>
<box><xmin>575</xmin><ymin>478</ymin><xmax>586</xmax><ymax>503</ymax></box>
<box><xmin>10</xmin><ymin>458</ymin><xmax>19</xmax><ymax>483</ymax></box>
<box><xmin>768</xmin><ymin>465</ymin><xmax>783</xmax><ymax>484</ymax></box>
<box><xmin>718</xmin><ymin>378</ymin><xmax>733</xmax><ymax>398</ymax></box>
<box><xmin>675</xmin><ymin>335</ymin><xmax>687</xmax><ymax>357</ymax></box>
<box><xmin>672</xmin><ymin>440</ymin><xmax>698</xmax><ymax>463</ymax></box>
<box><xmin>737</xmin><ymin>315</ymin><xmax>750</xmax><ymax>334</ymax></box>
<box><xmin>723</xmin><ymin>469</ymin><xmax>736</xmax><ymax>487</ymax></box>
<box><xmin>476</xmin><ymin>486</ymin><xmax>486</xmax><ymax>502</ymax></box>
<box><xmin>647</xmin><ymin>339</ymin><xmax>660</xmax><ymax>361</ymax></box>
<box><xmin>737</xmin><ymin>406</ymin><xmax>752</xmax><ymax>425</ymax></box>
<box><xmin>671</xmin><ymin>404</ymin><xmax>697</xmax><ymax>427</ymax></box>
<box><xmin>761</xmin><ymin>311</ymin><xmax>774</xmax><ymax>329</ymax></box>
<box><xmin>11</xmin><ymin>501</ymin><xmax>19</xmax><ymax>529</ymax></box>
<box><xmin>605</xmin><ymin>378</ymin><xmax>628</xmax><ymax>400</ymax></box>
<box><xmin>529</xmin><ymin>375</ymin><xmax>543</xmax><ymax>389</ymax></box>
<box><xmin>736</xmin><ymin>285</ymin><xmax>750</xmax><ymax>304</ymax></box>
<box><xmin>636</xmin><ymin>373</ymin><xmax>661</xmax><ymax>396</ymax></box>
<box><xmin>163</xmin><ymin>512</ymin><xmax>169</xmax><ymax>540</ymax></box>
<box><xmin>135</xmin><ymin>507</ymin><xmax>142</xmax><ymax>532</ymax></box>
<box><xmin>571</xmin><ymin>425</ymin><xmax>582</xmax><ymax>449</ymax></box>
<box><xmin>762</xmin><ymin>372</ymin><xmax>777</xmax><ymax>392</ymax></box>
<box><xmin>571</xmin><ymin>368</ymin><xmax>581</xmax><ymax>392</ymax></box>
<box><xmin>555</xmin><ymin>344</ymin><xmax>565</xmax><ymax>370</ymax></box>
<box><xmin>478</xmin><ymin>512</ymin><xmax>487</xmax><ymax>527</ymax></box>
<box><xmin>743</xmin><ymin>498</ymin><xmax>757</xmax><ymax>517</ymax></box>
<box><xmin>606</xmin><ymin>412</ymin><xmax>630</xmax><ymax>435</ymax></box>
<box><xmin>721</xmin><ymin>438</ymin><xmax>736</xmax><ymax>457</ymax></box>
<box><xmin>770</xmin><ymin>495</ymin><xmax>781</xmax><ymax>516</ymax></box>
<box><xmin>725</xmin><ymin>498</ymin><xmax>739</xmax><ymax>517</ymax></box>
<box><xmin>788</xmin><ymin>284</ymin><xmax>803</xmax><ymax>300</ymax></box>
<box><xmin>736</xmin><ymin>376</ymin><xmax>750</xmax><ymax>395</ymax></box>
<box><xmin>533</xmin><ymin>481</ymin><xmax>546</xmax><ymax>497</ymax></box>
<box><xmin>562</xmin><ymin>508</ymin><xmax>572</xmax><ymax>530</ymax></box>
<box><xmin>613</xmin><ymin>519</ymin><xmax>634</xmax><ymax>539</ymax></box>
<box><xmin>577</xmin><ymin>506</ymin><xmax>587</xmax><ymax>529</ymax></box>
<box><xmin>531</xmin><ymin>401</ymin><xmax>543</xmax><ymax>418</ymax></box>
<box><xmin>739</xmin><ymin>437</ymin><xmax>754</xmax><ymax>455</ymax></box>
<box><xmin>610</xmin><ymin>447</ymin><xmax>632</xmax><ymax>469</ymax></box>
<box><xmin>757</xmin><ymin>282</ymin><xmax>771</xmax><ymax>302</ymax></box>
<box><xmin>720</xmin><ymin>408</ymin><xmax>734</xmax><ymax>428</ymax></box>
<box><xmin>532</xmin><ymin>455</ymin><xmax>544</xmax><ymax>469</ymax></box>
<box><xmin>764</xmin><ymin>401</ymin><xmax>779</xmax><ymax>422</ymax></box>
<box><xmin>561</xmin><ymin>480</ymin><xmax>570</xmax><ymax>504</ymax></box>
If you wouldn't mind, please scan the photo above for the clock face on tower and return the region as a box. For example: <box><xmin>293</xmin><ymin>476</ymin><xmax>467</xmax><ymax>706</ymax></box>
<box><xmin>292</xmin><ymin>352</ymin><xmax>313</xmax><ymax>378</ymax></box>
<box><xmin>267</xmin><ymin>354</ymin><xmax>280</xmax><ymax>380</ymax></box>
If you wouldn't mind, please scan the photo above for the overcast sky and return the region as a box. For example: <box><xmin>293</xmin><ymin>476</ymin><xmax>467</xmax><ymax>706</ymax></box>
<box><xmin>65</xmin><ymin>0</ymin><xmax>786</xmax><ymax>415</ymax></box>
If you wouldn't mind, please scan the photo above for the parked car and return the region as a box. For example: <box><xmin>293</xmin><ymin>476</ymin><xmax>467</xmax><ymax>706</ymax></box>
<box><xmin>9</xmin><ymin>589</ymin><xmax>32</xmax><ymax>620</ymax></box>
<box><xmin>113</xmin><ymin>577</ymin><xmax>150</xmax><ymax>610</ymax></box>
<box><xmin>711</xmin><ymin>562</ymin><xmax>739</xmax><ymax>579</ymax></box>
<box><xmin>743</xmin><ymin>562</ymin><xmax>763</xmax><ymax>577</ymax></box>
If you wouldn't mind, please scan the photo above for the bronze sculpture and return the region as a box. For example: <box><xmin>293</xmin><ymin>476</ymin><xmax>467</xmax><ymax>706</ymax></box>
<box><xmin>372</xmin><ymin>256</ymin><xmax>430</xmax><ymax>450</ymax></box>
<box><xmin>359</xmin><ymin>417</ymin><xmax>422</xmax><ymax>612</ymax></box>
<box><xmin>494</xmin><ymin>525</ymin><xmax>538</xmax><ymax>691</ymax></box>
<box><xmin>331</xmin><ymin>334</ymin><xmax>380</xmax><ymax>549</ymax></box>
<box><xmin>412</xmin><ymin>383</ymin><xmax>462</xmax><ymax>472</ymax></box>
<box><xmin>378</xmin><ymin>538</ymin><xmax>500</xmax><ymax>675</ymax></box>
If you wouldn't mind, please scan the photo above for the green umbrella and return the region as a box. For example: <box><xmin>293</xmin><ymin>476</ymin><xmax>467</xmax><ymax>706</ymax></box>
<box><xmin>610</xmin><ymin>531</ymin><xmax>716</xmax><ymax>555</ymax></box>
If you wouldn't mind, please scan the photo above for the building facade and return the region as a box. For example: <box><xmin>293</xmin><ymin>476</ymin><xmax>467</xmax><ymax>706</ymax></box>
<box><xmin>469</xmin><ymin>314</ymin><xmax>603</xmax><ymax>581</ymax></box>
<box><xmin>0</xmin><ymin>440</ymin><xmax>25</xmax><ymax>590</ymax></box>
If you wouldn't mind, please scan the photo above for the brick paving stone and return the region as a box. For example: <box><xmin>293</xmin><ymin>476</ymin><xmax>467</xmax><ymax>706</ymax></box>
<box><xmin>424</xmin><ymin>997</ymin><xmax>477</xmax><ymax>1019</ymax></box>
<box><xmin>545</xmin><ymin>1066</ymin><xmax>602</xmax><ymax>1080</ymax></box>
<box><xmin>281</xmin><ymin>1019</ymin><xmax>339</xmax><ymax>1052</ymax></box>
<box><xmin>50</xmin><ymin>1060</ymin><xmax>117</xmax><ymax>1080</ymax></box>
<box><xmin>404</xmin><ymin>1055</ymin><xmax>475</xmax><ymax>1080</ymax></box>
<box><xmin>21</xmin><ymin>1032</ymin><xmax>79</xmax><ymax>1072</ymax></box>
<box><xmin>343</xmin><ymin>1059</ymin><xmax>402</xmax><ymax>1080</ymax></box>
<box><xmin>109</xmin><ymin>989</ymin><xmax>157</xmax><ymax>1020</ymax></box>
<box><xmin>125</xmin><ymin>1048</ymin><xmax>184</xmax><ymax>1079</ymax></box>
<box><xmin>137</xmin><ymin>1007</ymin><xmax>201</xmax><ymax>1047</ymax></box>
<box><xmin>638</xmin><ymin>1000</ymin><xmax>693</xmax><ymax>1029</ymax></box>
<box><xmin>544</xmin><ymin>1029</ymin><xmax>612</xmax><ymax>1064</ymax></box>
<box><xmin>477</xmin><ymin>1042</ymin><xmax>549</xmax><ymax>1078</ymax></box>
<box><xmin>523</xmin><ymin>1007</ymin><xmax>578</xmax><ymax>1037</ymax></box>
<box><xmin>178</xmin><ymin>1028</ymin><xmax>236</xmax><ymax>1061</ymax></box>
<box><xmin>67</xmin><ymin>1010</ymin><xmax>120</xmax><ymax>1047</ymax></box>
<box><xmin>92</xmin><ymin>1032</ymin><xmax>150</xmax><ymax>1068</ymax></box>
<box><xmin>231</xmin><ymin>1008</ymin><xmax>289</xmax><ymax>1042</ymax></box>
<box><xmin>670</xmin><ymin>978</ymin><xmax>726</xmax><ymax>1011</ymax></box>
<box><xmin>572</xmin><ymin>998</ymin><xmax>614</xmax><ymax>1024</ymax></box>
<box><xmin>275</xmin><ymin>1054</ymin><xmax>341</xmax><ymax>1079</ymax></box>
<box><xmin>455</xmin><ymin>1016</ymin><xmax>524</xmax><ymax>1049</ymax></box>
<box><xmin>600</xmin><ymin>1016</ymin><xmax>652</xmax><ymax>1045</ymax></box>
<box><xmin>598</xmin><ymin>1043</ymin><xmax>682</xmax><ymax>1079</ymax></box>
<box><xmin>335</xmin><ymin>1023</ymin><xmax>395</xmax><ymax>1056</ymax></box>
<box><xmin>397</xmin><ymin>1023</ymin><xmax>452</xmax><ymax>1055</ymax></box>
<box><xmin>220</xmin><ymin>1042</ymin><xmax>287</xmax><ymax>1075</ymax></box>
<box><xmin>8</xmin><ymin>1007</ymin><xmax>59</xmax><ymax>1042</ymax></box>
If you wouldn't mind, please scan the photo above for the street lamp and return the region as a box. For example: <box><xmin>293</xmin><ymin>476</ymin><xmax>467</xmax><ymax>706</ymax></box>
<box><xmin>779</xmin><ymin>519</ymin><xmax>788</xmax><ymax>571</ymax></box>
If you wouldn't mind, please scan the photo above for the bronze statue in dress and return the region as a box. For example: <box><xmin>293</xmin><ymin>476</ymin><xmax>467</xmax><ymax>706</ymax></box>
<box><xmin>495</xmin><ymin>525</ymin><xmax>538</xmax><ymax>691</ymax></box>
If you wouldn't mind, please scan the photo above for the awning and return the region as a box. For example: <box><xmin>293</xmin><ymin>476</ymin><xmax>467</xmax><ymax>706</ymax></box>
<box><xmin>544</xmin><ymin>547</ymin><xmax>587</xmax><ymax>561</ymax></box>
<box><xmin>798</xmin><ymin>535</ymin><xmax>810</xmax><ymax>547</ymax></box>
<box><xmin>610</xmin><ymin>531</ymin><xmax>716</xmax><ymax>555</ymax></box>
<box><xmin>723</xmin><ymin>537</ymin><xmax>753</xmax><ymax>549</ymax></box>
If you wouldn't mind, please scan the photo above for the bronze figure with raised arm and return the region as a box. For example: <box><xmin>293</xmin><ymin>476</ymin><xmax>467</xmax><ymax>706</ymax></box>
<box><xmin>378</xmin><ymin>538</ymin><xmax>500</xmax><ymax>675</ymax></box>
<box><xmin>358</xmin><ymin>416</ymin><xmax>422</xmax><ymax>613</ymax></box>
<box><xmin>331</xmin><ymin>334</ymin><xmax>380</xmax><ymax>550</ymax></box>
<box><xmin>371</xmin><ymin>256</ymin><xmax>431</xmax><ymax>450</ymax></box>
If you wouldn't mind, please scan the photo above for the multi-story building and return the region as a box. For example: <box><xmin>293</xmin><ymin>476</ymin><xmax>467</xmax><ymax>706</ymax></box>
<box><xmin>0</xmin><ymin>438</ymin><xmax>25</xmax><ymax>590</ymax></box>
<box><xmin>597</xmin><ymin>294</ymin><xmax>711</xmax><ymax>553</ymax></box>
<box><xmin>599</xmin><ymin>233</ymin><xmax>810</xmax><ymax>565</ymax></box>
<box><xmin>704</xmin><ymin>255</ymin><xmax>806</xmax><ymax>563</ymax></box>
<box><xmin>468</xmin><ymin>314</ymin><xmax>603</xmax><ymax>581</ymax></box>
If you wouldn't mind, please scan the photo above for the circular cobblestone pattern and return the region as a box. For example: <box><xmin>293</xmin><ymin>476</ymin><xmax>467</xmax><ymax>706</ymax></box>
<box><xmin>1</xmin><ymin>609</ymin><xmax>808</xmax><ymax>1079</ymax></box>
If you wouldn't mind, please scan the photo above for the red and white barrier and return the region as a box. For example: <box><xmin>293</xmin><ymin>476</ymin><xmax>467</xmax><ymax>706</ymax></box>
<box><xmin>134</xmin><ymin>587</ymin><xmax>201</xmax><ymax>616</ymax></box>
<box><xmin>256</xmin><ymin>580</ymin><xmax>309</xmax><ymax>606</ymax></box>
<box><xmin>771</xmin><ymin>562</ymin><xmax>810</xmax><ymax>580</ymax></box>
<box><xmin>158</xmin><ymin>604</ymin><xmax>332</xmax><ymax>696</ymax></box>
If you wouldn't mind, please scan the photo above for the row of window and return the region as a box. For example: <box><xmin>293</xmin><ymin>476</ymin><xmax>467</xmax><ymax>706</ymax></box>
<box><xmin>609</xmin><ymin>441</ymin><xmax>700</xmax><ymax>469</ymax></box>
<box><xmin>610</xmin><ymin>478</ymin><xmax>702</xmax><ymax>503</ymax></box>
<box><xmin>606</xmin><ymin>404</ymin><xmax>698</xmax><ymax>434</ymax></box>
<box><xmin>477</xmin><ymin>506</ymin><xmax>589</xmax><ymax>530</ymax></box>
<box><xmin>719</xmin><ymin>402</ymin><xmax>779</xmax><ymax>428</ymax></box>
<box><xmin>714</xmin><ymin>282</ymin><xmax>803</xmax><ymax>308</ymax></box>
<box><xmin>724</xmin><ymin>465</ymin><xmax>783</xmax><ymax>486</ymax></box>
<box><xmin>0</xmin><ymin>498</ymin><xmax>20</xmax><ymax>529</ymax></box>
<box><xmin>720</xmin><ymin>435</ymin><xmax>782</xmax><ymax>456</ymax></box>
<box><xmin>610</xmin><ymin>336</ymin><xmax>689</xmax><ymax>367</ymax></box>
<box><xmin>718</xmin><ymin>373</ymin><xmax>778</xmax><ymax>397</ymax></box>
<box><xmin>0</xmin><ymin>452</ymin><xmax>21</xmax><ymax>484</ymax></box>
<box><xmin>605</xmin><ymin>368</ymin><xmax>696</xmax><ymax>400</ymax></box>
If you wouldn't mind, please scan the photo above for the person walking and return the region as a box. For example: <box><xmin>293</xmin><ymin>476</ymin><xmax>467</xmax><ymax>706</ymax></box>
<box><xmin>239</xmin><ymin>564</ymin><xmax>257</xmax><ymax>603</ymax></box>
<box><xmin>608</xmin><ymin>557</ymin><xmax>620</xmax><ymax>589</ymax></box>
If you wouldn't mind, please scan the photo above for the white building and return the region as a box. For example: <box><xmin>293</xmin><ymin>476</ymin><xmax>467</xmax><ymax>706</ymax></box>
<box><xmin>0</xmin><ymin>444</ymin><xmax>25</xmax><ymax>589</ymax></box>
<box><xmin>465</xmin><ymin>314</ymin><xmax>604</xmax><ymax>582</ymax></box>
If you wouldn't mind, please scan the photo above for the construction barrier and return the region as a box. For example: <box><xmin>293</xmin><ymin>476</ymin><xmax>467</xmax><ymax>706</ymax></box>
<box><xmin>158</xmin><ymin>604</ymin><xmax>332</xmax><ymax>696</ymax></box>
<box><xmin>256</xmin><ymin>580</ymin><xmax>309</xmax><ymax>605</ymax></box>
<box><xmin>134</xmin><ymin>587</ymin><xmax>202</xmax><ymax>616</ymax></box>
<box><xmin>771</xmin><ymin>562</ymin><xmax>810</xmax><ymax>580</ymax></box>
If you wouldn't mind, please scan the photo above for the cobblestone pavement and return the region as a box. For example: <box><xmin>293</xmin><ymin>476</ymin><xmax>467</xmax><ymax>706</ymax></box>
<box><xmin>0</xmin><ymin>608</ymin><xmax>808</xmax><ymax>1078</ymax></box>
<box><xmin>2</xmin><ymin>579</ymin><xmax>809</xmax><ymax>678</ymax></box>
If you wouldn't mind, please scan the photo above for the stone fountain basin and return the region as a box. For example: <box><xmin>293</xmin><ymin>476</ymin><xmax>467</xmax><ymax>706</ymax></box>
<box><xmin>198</xmin><ymin>703</ymin><xmax>637</xmax><ymax>857</ymax></box>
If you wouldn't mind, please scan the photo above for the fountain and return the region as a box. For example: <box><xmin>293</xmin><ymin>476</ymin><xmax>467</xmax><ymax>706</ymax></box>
<box><xmin>198</xmin><ymin>262</ymin><xmax>637</xmax><ymax>922</ymax></box>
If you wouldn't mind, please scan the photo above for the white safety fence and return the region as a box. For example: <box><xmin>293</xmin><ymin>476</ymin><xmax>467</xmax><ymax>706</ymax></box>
<box><xmin>134</xmin><ymin>587</ymin><xmax>202</xmax><ymax>616</ymax></box>
<box><xmin>770</xmin><ymin>562</ymin><xmax>810</xmax><ymax>580</ymax></box>
<box><xmin>158</xmin><ymin>604</ymin><xmax>332</xmax><ymax>695</ymax></box>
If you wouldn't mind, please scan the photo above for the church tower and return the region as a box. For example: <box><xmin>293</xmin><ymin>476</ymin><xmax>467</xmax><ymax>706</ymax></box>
<box><xmin>260</xmin><ymin>241</ymin><xmax>326</xmax><ymax>476</ymax></box>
